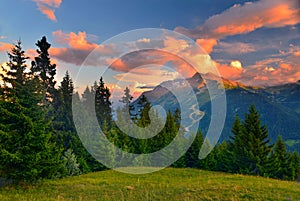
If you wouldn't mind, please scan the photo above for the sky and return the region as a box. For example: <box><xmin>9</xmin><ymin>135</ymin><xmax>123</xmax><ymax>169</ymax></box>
<box><xmin>0</xmin><ymin>0</ymin><xmax>299</xmax><ymax>101</ymax></box>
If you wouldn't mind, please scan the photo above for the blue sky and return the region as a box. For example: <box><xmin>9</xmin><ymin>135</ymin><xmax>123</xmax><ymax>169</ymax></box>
<box><xmin>0</xmin><ymin>0</ymin><xmax>299</xmax><ymax>99</ymax></box>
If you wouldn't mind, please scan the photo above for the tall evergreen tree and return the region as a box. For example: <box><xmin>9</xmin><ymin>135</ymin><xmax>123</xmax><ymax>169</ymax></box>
<box><xmin>95</xmin><ymin>77</ymin><xmax>112</xmax><ymax>128</ymax></box>
<box><xmin>56</xmin><ymin>71</ymin><xmax>74</xmax><ymax>132</ymax></box>
<box><xmin>119</xmin><ymin>87</ymin><xmax>135</xmax><ymax>120</ymax></box>
<box><xmin>1</xmin><ymin>40</ymin><xmax>29</xmax><ymax>88</ymax></box>
<box><xmin>226</xmin><ymin>115</ymin><xmax>248</xmax><ymax>173</ymax></box>
<box><xmin>31</xmin><ymin>36</ymin><xmax>57</xmax><ymax>101</ymax></box>
<box><xmin>228</xmin><ymin>105</ymin><xmax>271</xmax><ymax>176</ymax></box>
<box><xmin>137</xmin><ymin>95</ymin><xmax>151</xmax><ymax>127</ymax></box>
<box><xmin>266</xmin><ymin>135</ymin><xmax>289</xmax><ymax>179</ymax></box>
<box><xmin>243</xmin><ymin>104</ymin><xmax>271</xmax><ymax>175</ymax></box>
<box><xmin>0</xmin><ymin>41</ymin><xmax>63</xmax><ymax>182</ymax></box>
<box><xmin>286</xmin><ymin>151</ymin><xmax>300</xmax><ymax>181</ymax></box>
<box><xmin>185</xmin><ymin>131</ymin><xmax>204</xmax><ymax>168</ymax></box>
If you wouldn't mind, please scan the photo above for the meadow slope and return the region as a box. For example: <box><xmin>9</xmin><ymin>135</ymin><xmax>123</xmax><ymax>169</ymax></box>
<box><xmin>0</xmin><ymin>168</ymin><xmax>299</xmax><ymax>201</ymax></box>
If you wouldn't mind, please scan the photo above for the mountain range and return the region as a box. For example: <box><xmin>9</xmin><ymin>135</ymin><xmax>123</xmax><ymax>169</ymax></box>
<box><xmin>134</xmin><ymin>73</ymin><xmax>300</xmax><ymax>152</ymax></box>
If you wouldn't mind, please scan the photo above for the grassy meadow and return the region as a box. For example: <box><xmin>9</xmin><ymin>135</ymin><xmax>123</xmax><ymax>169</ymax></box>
<box><xmin>0</xmin><ymin>168</ymin><xmax>299</xmax><ymax>201</ymax></box>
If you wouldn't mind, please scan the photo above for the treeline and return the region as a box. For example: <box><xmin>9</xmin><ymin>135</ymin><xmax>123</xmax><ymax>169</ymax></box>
<box><xmin>0</xmin><ymin>38</ymin><xmax>299</xmax><ymax>183</ymax></box>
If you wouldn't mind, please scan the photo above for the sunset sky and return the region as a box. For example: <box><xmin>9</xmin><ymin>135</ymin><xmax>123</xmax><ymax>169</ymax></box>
<box><xmin>0</xmin><ymin>0</ymin><xmax>299</xmax><ymax>100</ymax></box>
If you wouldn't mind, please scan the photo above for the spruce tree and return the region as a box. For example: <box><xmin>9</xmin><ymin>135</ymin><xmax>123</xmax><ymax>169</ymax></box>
<box><xmin>228</xmin><ymin>105</ymin><xmax>271</xmax><ymax>176</ymax></box>
<box><xmin>95</xmin><ymin>77</ymin><xmax>112</xmax><ymax>128</ymax></box>
<box><xmin>137</xmin><ymin>95</ymin><xmax>151</xmax><ymax>127</ymax></box>
<box><xmin>31</xmin><ymin>36</ymin><xmax>56</xmax><ymax>94</ymax></box>
<box><xmin>266</xmin><ymin>135</ymin><xmax>289</xmax><ymax>179</ymax></box>
<box><xmin>227</xmin><ymin>115</ymin><xmax>248</xmax><ymax>173</ymax></box>
<box><xmin>243</xmin><ymin>104</ymin><xmax>271</xmax><ymax>175</ymax></box>
<box><xmin>185</xmin><ymin>131</ymin><xmax>204</xmax><ymax>168</ymax></box>
<box><xmin>0</xmin><ymin>41</ymin><xmax>63</xmax><ymax>182</ymax></box>
<box><xmin>286</xmin><ymin>151</ymin><xmax>300</xmax><ymax>181</ymax></box>
<box><xmin>119</xmin><ymin>87</ymin><xmax>135</xmax><ymax>120</ymax></box>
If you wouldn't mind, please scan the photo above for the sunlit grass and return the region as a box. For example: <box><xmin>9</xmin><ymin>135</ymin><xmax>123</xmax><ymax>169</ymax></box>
<box><xmin>0</xmin><ymin>168</ymin><xmax>299</xmax><ymax>200</ymax></box>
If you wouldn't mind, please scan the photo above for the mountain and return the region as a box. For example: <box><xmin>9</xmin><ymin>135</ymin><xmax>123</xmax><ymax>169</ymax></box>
<box><xmin>133</xmin><ymin>73</ymin><xmax>300</xmax><ymax>151</ymax></box>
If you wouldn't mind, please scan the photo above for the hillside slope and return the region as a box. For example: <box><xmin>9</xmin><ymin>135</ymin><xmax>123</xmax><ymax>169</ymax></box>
<box><xmin>0</xmin><ymin>168</ymin><xmax>299</xmax><ymax>200</ymax></box>
<box><xmin>134</xmin><ymin>73</ymin><xmax>300</xmax><ymax>145</ymax></box>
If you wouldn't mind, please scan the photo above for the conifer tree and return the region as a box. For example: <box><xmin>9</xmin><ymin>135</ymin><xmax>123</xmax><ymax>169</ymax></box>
<box><xmin>95</xmin><ymin>77</ymin><xmax>112</xmax><ymax>128</ymax></box>
<box><xmin>242</xmin><ymin>104</ymin><xmax>271</xmax><ymax>175</ymax></box>
<box><xmin>119</xmin><ymin>87</ymin><xmax>135</xmax><ymax>120</ymax></box>
<box><xmin>226</xmin><ymin>115</ymin><xmax>247</xmax><ymax>173</ymax></box>
<box><xmin>185</xmin><ymin>131</ymin><xmax>204</xmax><ymax>168</ymax></box>
<box><xmin>228</xmin><ymin>105</ymin><xmax>271</xmax><ymax>175</ymax></box>
<box><xmin>0</xmin><ymin>41</ymin><xmax>63</xmax><ymax>182</ymax></box>
<box><xmin>266</xmin><ymin>135</ymin><xmax>289</xmax><ymax>179</ymax></box>
<box><xmin>31</xmin><ymin>36</ymin><xmax>57</xmax><ymax>101</ymax></box>
<box><xmin>286</xmin><ymin>151</ymin><xmax>300</xmax><ymax>181</ymax></box>
<box><xmin>137</xmin><ymin>95</ymin><xmax>151</xmax><ymax>127</ymax></box>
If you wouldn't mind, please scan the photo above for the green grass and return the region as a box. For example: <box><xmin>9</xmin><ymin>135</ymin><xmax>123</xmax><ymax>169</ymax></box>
<box><xmin>0</xmin><ymin>168</ymin><xmax>299</xmax><ymax>201</ymax></box>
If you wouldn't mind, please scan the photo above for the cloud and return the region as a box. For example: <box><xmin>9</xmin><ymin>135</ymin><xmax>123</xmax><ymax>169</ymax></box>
<box><xmin>196</xmin><ymin>38</ymin><xmax>217</xmax><ymax>54</ymax></box>
<box><xmin>137</xmin><ymin>38</ymin><xmax>151</xmax><ymax>43</ymax></box>
<box><xmin>53</xmin><ymin>30</ymin><xmax>98</xmax><ymax>51</ymax></box>
<box><xmin>236</xmin><ymin>58</ymin><xmax>300</xmax><ymax>86</ymax></box>
<box><xmin>0</xmin><ymin>36</ymin><xmax>7</xmax><ymax>39</ymax></box>
<box><xmin>230</xmin><ymin>60</ymin><xmax>243</xmax><ymax>70</ymax></box>
<box><xmin>215</xmin><ymin>42</ymin><xmax>256</xmax><ymax>55</ymax></box>
<box><xmin>175</xmin><ymin>0</ymin><xmax>300</xmax><ymax>39</ymax></box>
<box><xmin>215</xmin><ymin>61</ymin><xmax>243</xmax><ymax>80</ymax></box>
<box><xmin>112</xmin><ymin>66</ymin><xmax>180</xmax><ymax>99</ymax></box>
<box><xmin>33</xmin><ymin>0</ymin><xmax>62</xmax><ymax>21</ymax></box>
<box><xmin>0</xmin><ymin>42</ymin><xmax>12</xmax><ymax>52</ymax></box>
<box><xmin>50</xmin><ymin>30</ymin><xmax>118</xmax><ymax>66</ymax></box>
<box><xmin>108</xmin><ymin>49</ymin><xmax>198</xmax><ymax>78</ymax></box>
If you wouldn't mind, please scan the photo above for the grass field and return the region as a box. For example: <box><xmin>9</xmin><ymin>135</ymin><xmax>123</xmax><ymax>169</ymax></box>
<box><xmin>0</xmin><ymin>168</ymin><xmax>299</xmax><ymax>201</ymax></box>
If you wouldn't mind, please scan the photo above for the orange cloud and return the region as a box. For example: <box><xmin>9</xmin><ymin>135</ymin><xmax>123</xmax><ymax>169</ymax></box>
<box><xmin>33</xmin><ymin>0</ymin><xmax>62</xmax><ymax>21</ymax></box>
<box><xmin>196</xmin><ymin>38</ymin><xmax>217</xmax><ymax>54</ymax></box>
<box><xmin>293</xmin><ymin>51</ymin><xmax>300</xmax><ymax>56</ymax></box>
<box><xmin>108</xmin><ymin>49</ymin><xmax>197</xmax><ymax>78</ymax></box>
<box><xmin>53</xmin><ymin>30</ymin><xmax>98</xmax><ymax>51</ymax></box>
<box><xmin>50</xmin><ymin>31</ymin><xmax>117</xmax><ymax>65</ymax></box>
<box><xmin>0</xmin><ymin>42</ymin><xmax>13</xmax><ymax>52</ymax></box>
<box><xmin>175</xmin><ymin>0</ymin><xmax>300</xmax><ymax>39</ymax></box>
<box><xmin>239</xmin><ymin>58</ymin><xmax>300</xmax><ymax>86</ymax></box>
<box><xmin>216</xmin><ymin>61</ymin><xmax>243</xmax><ymax>80</ymax></box>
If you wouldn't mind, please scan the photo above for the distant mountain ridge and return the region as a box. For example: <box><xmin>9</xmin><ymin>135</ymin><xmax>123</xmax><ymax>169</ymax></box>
<box><xmin>133</xmin><ymin>73</ymin><xmax>300</xmax><ymax>151</ymax></box>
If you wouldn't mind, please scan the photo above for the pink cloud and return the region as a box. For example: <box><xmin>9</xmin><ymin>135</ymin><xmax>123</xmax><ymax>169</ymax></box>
<box><xmin>0</xmin><ymin>42</ymin><xmax>13</xmax><ymax>52</ymax></box>
<box><xmin>33</xmin><ymin>0</ymin><xmax>62</xmax><ymax>21</ymax></box>
<box><xmin>215</xmin><ymin>42</ymin><xmax>256</xmax><ymax>55</ymax></box>
<box><xmin>196</xmin><ymin>38</ymin><xmax>217</xmax><ymax>54</ymax></box>
<box><xmin>215</xmin><ymin>61</ymin><xmax>243</xmax><ymax>80</ymax></box>
<box><xmin>53</xmin><ymin>30</ymin><xmax>98</xmax><ymax>51</ymax></box>
<box><xmin>108</xmin><ymin>49</ymin><xmax>197</xmax><ymax>78</ymax></box>
<box><xmin>50</xmin><ymin>30</ymin><xmax>117</xmax><ymax>66</ymax></box>
<box><xmin>175</xmin><ymin>0</ymin><xmax>300</xmax><ymax>39</ymax></box>
<box><xmin>239</xmin><ymin>59</ymin><xmax>300</xmax><ymax>86</ymax></box>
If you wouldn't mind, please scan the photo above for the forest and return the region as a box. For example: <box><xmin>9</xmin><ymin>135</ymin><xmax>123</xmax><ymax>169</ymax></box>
<box><xmin>0</xmin><ymin>37</ymin><xmax>299</xmax><ymax>184</ymax></box>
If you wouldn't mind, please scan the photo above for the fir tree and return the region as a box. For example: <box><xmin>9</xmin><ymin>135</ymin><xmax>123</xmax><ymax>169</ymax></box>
<box><xmin>95</xmin><ymin>77</ymin><xmax>112</xmax><ymax>128</ymax></box>
<box><xmin>242</xmin><ymin>104</ymin><xmax>271</xmax><ymax>175</ymax></box>
<box><xmin>266</xmin><ymin>135</ymin><xmax>289</xmax><ymax>179</ymax></box>
<box><xmin>0</xmin><ymin>41</ymin><xmax>63</xmax><ymax>182</ymax></box>
<box><xmin>31</xmin><ymin>36</ymin><xmax>56</xmax><ymax>92</ymax></box>
<box><xmin>228</xmin><ymin>105</ymin><xmax>271</xmax><ymax>176</ymax></box>
<box><xmin>119</xmin><ymin>87</ymin><xmax>135</xmax><ymax>120</ymax></box>
<box><xmin>137</xmin><ymin>95</ymin><xmax>151</xmax><ymax>127</ymax></box>
<box><xmin>185</xmin><ymin>131</ymin><xmax>204</xmax><ymax>168</ymax></box>
<box><xmin>286</xmin><ymin>151</ymin><xmax>300</xmax><ymax>181</ymax></box>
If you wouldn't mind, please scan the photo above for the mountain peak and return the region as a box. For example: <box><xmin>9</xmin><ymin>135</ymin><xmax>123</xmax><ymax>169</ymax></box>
<box><xmin>191</xmin><ymin>72</ymin><xmax>247</xmax><ymax>89</ymax></box>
